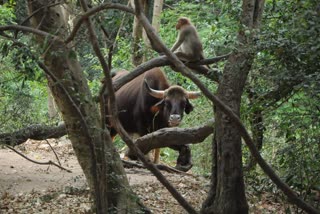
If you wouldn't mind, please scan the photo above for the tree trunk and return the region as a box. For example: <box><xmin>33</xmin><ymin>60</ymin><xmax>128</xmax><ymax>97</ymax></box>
<box><xmin>131</xmin><ymin>0</ymin><xmax>145</xmax><ymax>66</ymax></box>
<box><xmin>27</xmin><ymin>1</ymin><xmax>148</xmax><ymax>213</ymax></box>
<box><xmin>142</xmin><ymin>0</ymin><xmax>162</xmax><ymax>61</ymax></box>
<box><xmin>202</xmin><ymin>0</ymin><xmax>265</xmax><ymax>213</ymax></box>
<box><xmin>47</xmin><ymin>86</ymin><xmax>58</xmax><ymax>119</ymax></box>
<box><xmin>131</xmin><ymin>0</ymin><xmax>161</xmax><ymax>65</ymax></box>
<box><xmin>214</xmin><ymin>53</ymin><xmax>252</xmax><ymax>213</ymax></box>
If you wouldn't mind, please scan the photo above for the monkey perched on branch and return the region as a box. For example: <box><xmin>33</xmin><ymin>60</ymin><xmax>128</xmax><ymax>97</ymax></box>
<box><xmin>171</xmin><ymin>17</ymin><xmax>207</xmax><ymax>64</ymax></box>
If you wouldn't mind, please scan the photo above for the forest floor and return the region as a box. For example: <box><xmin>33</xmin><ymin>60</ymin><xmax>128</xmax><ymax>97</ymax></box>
<box><xmin>0</xmin><ymin>138</ymin><xmax>287</xmax><ymax>213</ymax></box>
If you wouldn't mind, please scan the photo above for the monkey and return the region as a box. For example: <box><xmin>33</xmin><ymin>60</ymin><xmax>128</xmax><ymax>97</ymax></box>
<box><xmin>171</xmin><ymin>17</ymin><xmax>206</xmax><ymax>63</ymax></box>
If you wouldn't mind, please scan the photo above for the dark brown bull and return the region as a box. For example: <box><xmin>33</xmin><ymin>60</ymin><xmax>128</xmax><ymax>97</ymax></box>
<box><xmin>108</xmin><ymin>68</ymin><xmax>200</xmax><ymax>171</ymax></box>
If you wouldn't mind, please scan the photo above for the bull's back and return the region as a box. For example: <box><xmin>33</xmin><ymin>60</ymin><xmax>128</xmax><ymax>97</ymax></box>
<box><xmin>144</xmin><ymin>68</ymin><xmax>170</xmax><ymax>90</ymax></box>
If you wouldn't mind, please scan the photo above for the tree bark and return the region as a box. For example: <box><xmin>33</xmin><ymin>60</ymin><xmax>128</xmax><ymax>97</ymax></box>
<box><xmin>131</xmin><ymin>0</ymin><xmax>161</xmax><ymax>65</ymax></box>
<box><xmin>0</xmin><ymin>124</ymin><xmax>66</xmax><ymax>146</ymax></box>
<box><xmin>126</xmin><ymin>119</ymin><xmax>214</xmax><ymax>171</ymax></box>
<box><xmin>142</xmin><ymin>0</ymin><xmax>162</xmax><ymax>61</ymax></box>
<box><xmin>133</xmin><ymin>119</ymin><xmax>214</xmax><ymax>154</ymax></box>
<box><xmin>202</xmin><ymin>0</ymin><xmax>265</xmax><ymax>213</ymax></box>
<box><xmin>131</xmin><ymin>0</ymin><xmax>145</xmax><ymax>66</ymax></box>
<box><xmin>47</xmin><ymin>86</ymin><xmax>58</xmax><ymax>119</ymax></box>
<box><xmin>27</xmin><ymin>1</ymin><xmax>148</xmax><ymax>213</ymax></box>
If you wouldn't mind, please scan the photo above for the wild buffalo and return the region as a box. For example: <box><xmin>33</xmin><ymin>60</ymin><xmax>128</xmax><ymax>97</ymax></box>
<box><xmin>107</xmin><ymin>67</ymin><xmax>200</xmax><ymax>171</ymax></box>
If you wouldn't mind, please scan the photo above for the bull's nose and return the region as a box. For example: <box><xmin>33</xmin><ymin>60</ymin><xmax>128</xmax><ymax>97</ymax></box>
<box><xmin>169</xmin><ymin>114</ymin><xmax>181</xmax><ymax>122</ymax></box>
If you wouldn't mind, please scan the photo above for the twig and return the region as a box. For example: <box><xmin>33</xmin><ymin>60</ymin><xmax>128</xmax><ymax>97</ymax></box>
<box><xmin>65</xmin><ymin>2</ymin><xmax>134</xmax><ymax>43</ymax></box>
<box><xmin>45</xmin><ymin>139</ymin><xmax>61</xmax><ymax>166</ymax></box>
<box><xmin>122</xmin><ymin>159</ymin><xmax>195</xmax><ymax>176</ymax></box>
<box><xmin>5</xmin><ymin>145</ymin><xmax>72</xmax><ymax>173</ymax></box>
<box><xmin>0</xmin><ymin>25</ymin><xmax>61</xmax><ymax>41</ymax></box>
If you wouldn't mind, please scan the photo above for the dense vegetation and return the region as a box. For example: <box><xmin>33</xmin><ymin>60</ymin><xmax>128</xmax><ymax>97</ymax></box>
<box><xmin>0</xmin><ymin>0</ymin><xmax>319</xmax><ymax>211</ymax></box>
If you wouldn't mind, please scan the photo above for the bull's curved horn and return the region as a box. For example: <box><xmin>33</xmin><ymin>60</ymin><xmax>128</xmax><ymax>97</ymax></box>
<box><xmin>144</xmin><ymin>79</ymin><xmax>165</xmax><ymax>99</ymax></box>
<box><xmin>187</xmin><ymin>91</ymin><xmax>201</xmax><ymax>99</ymax></box>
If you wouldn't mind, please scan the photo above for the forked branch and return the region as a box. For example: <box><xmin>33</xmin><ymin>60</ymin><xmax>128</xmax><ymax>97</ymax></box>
<box><xmin>6</xmin><ymin>145</ymin><xmax>72</xmax><ymax>173</ymax></box>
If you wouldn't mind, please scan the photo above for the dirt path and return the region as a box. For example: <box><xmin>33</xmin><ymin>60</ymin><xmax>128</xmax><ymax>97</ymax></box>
<box><xmin>0</xmin><ymin>139</ymin><xmax>158</xmax><ymax>194</ymax></box>
<box><xmin>0</xmin><ymin>139</ymin><xmax>207</xmax><ymax>213</ymax></box>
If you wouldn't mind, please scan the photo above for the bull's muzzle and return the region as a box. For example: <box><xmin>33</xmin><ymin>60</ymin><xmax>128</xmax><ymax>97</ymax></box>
<box><xmin>169</xmin><ymin>114</ymin><xmax>181</xmax><ymax>127</ymax></box>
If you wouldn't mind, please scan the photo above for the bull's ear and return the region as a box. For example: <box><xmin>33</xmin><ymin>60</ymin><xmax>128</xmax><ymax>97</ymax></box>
<box><xmin>150</xmin><ymin>99</ymin><xmax>164</xmax><ymax>113</ymax></box>
<box><xmin>185</xmin><ymin>99</ymin><xmax>194</xmax><ymax>114</ymax></box>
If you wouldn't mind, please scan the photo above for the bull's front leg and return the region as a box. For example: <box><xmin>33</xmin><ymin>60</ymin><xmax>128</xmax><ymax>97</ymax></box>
<box><xmin>169</xmin><ymin>144</ymin><xmax>193</xmax><ymax>172</ymax></box>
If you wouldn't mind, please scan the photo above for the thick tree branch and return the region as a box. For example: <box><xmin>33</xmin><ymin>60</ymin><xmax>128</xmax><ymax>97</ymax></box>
<box><xmin>1</xmin><ymin>119</ymin><xmax>212</xmax><ymax>156</ymax></box>
<box><xmin>111</xmin><ymin>54</ymin><xmax>228</xmax><ymax>93</ymax></box>
<box><xmin>0</xmin><ymin>124</ymin><xmax>66</xmax><ymax>146</ymax></box>
<box><xmin>131</xmin><ymin>119</ymin><xmax>214</xmax><ymax>155</ymax></box>
<box><xmin>80</xmin><ymin>1</ymin><xmax>112</xmax><ymax>212</ymax></box>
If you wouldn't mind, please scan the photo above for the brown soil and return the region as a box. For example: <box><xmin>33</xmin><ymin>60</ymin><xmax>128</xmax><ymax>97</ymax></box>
<box><xmin>0</xmin><ymin>139</ymin><xmax>207</xmax><ymax>213</ymax></box>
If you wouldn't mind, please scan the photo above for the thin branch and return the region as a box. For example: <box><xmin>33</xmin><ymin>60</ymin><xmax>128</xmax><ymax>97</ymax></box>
<box><xmin>6</xmin><ymin>145</ymin><xmax>72</xmax><ymax>173</ymax></box>
<box><xmin>189</xmin><ymin>52</ymin><xmax>231</xmax><ymax>65</ymax></box>
<box><xmin>0</xmin><ymin>25</ymin><xmax>61</xmax><ymax>41</ymax></box>
<box><xmin>65</xmin><ymin>2</ymin><xmax>134</xmax><ymax>43</ymax></box>
<box><xmin>45</xmin><ymin>139</ymin><xmax>61</xmax><ymax>166</ymax></box>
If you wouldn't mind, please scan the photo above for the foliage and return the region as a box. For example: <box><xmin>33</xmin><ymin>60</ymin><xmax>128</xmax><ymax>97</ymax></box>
<box><xmin>0</xmin><ymin>3</ymin><xmax>16</xmax><ymax>25</ymax></box>
<box><xmin>0</xmin><ymin>65</ymin><xmax>49</xmax><ymax>132</ymax></box>
<box><xmin>0</xmin><ymin>37</ymin><xmax>50</xmax><ymax>132</ymax></box>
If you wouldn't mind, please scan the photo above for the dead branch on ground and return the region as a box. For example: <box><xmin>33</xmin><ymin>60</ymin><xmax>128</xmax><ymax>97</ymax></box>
<box><xmin>6</xmin><ymin>145</ymin><xmax>72</xmax><ymax>173</ymax></box>
<box><xmin>45</xmin><ymin>139</ymin><xmax>62</xmax><ymax>166</ymax></box>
